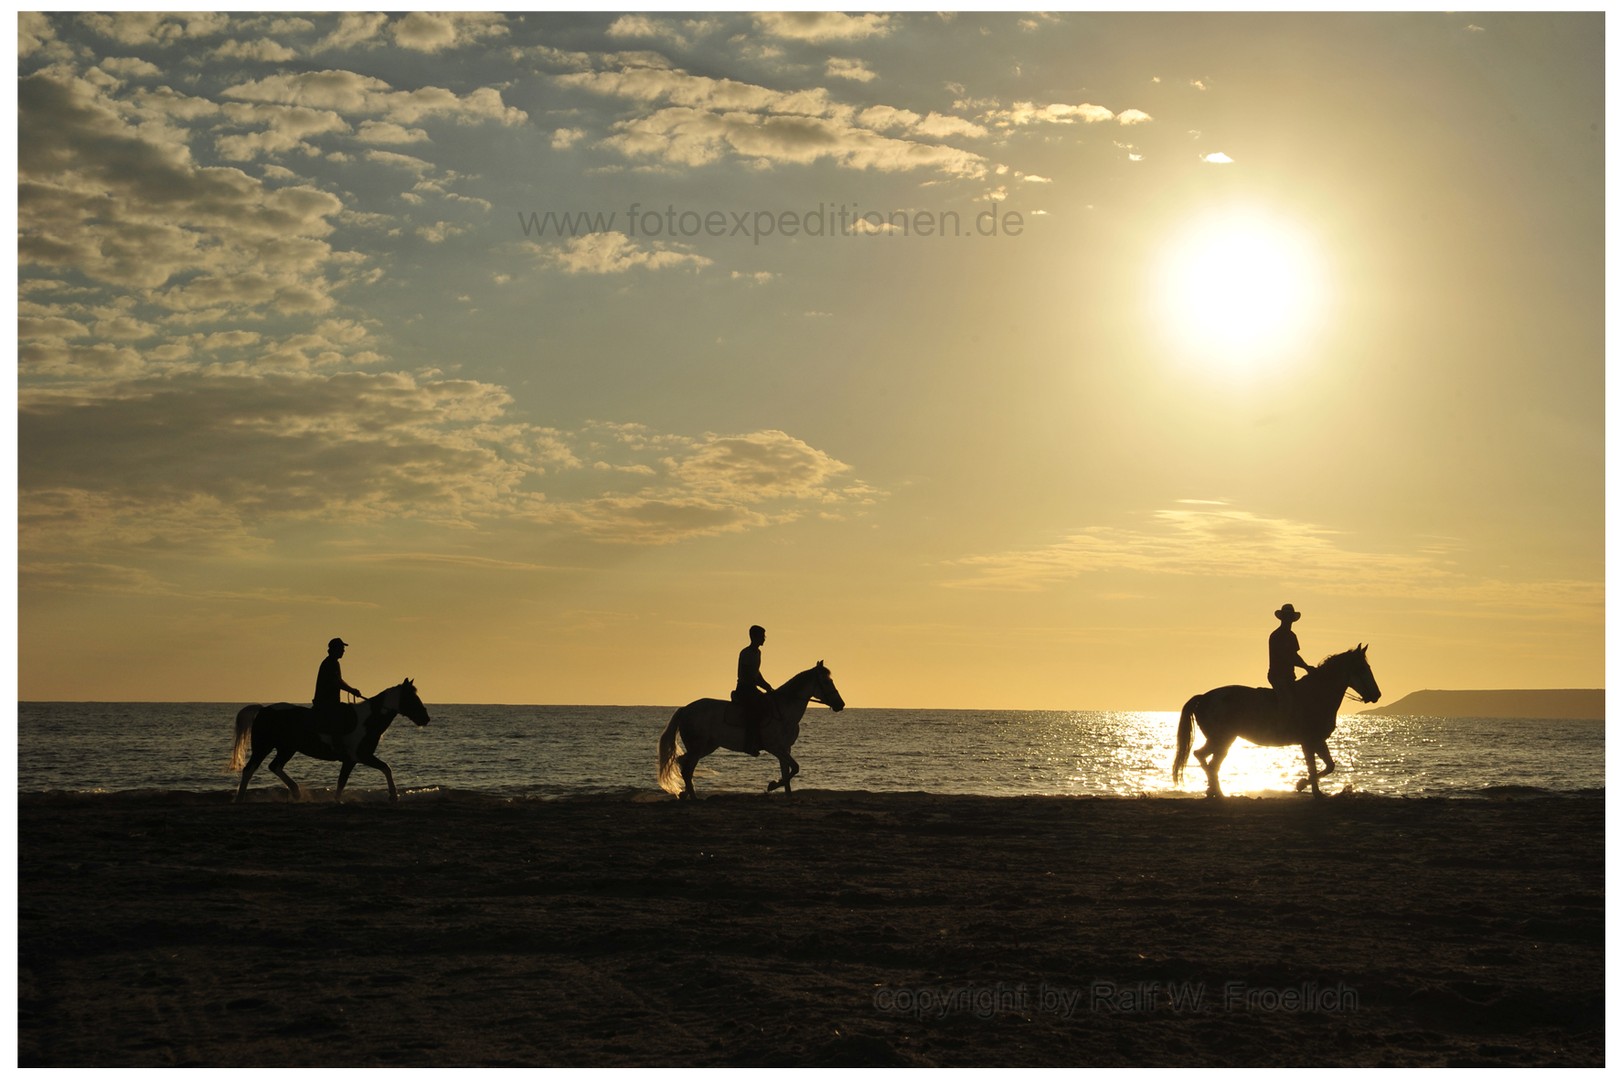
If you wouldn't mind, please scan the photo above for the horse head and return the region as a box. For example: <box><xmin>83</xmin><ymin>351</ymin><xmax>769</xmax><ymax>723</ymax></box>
<box><xmin>1347</xmin><ymin>645</ymin><xmax>1380</xmax><ymax>705</ymax></box>
<box><xmin>396</xmin><ymin>677</ymin><xmax>433</xmax><ymax>726</ymax></box>
<box><xmin>810</xmin><ymin>660</ymin><xmax>846</xmax><ymax>712</ymax></box>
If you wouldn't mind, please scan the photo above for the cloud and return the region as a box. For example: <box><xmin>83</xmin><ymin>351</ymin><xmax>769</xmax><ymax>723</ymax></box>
<box><xmin>558</xmin><ymin>59</ymin><xmax>986</xmax><ymax>176</ymax></box>
<box><xmin>982</xmin><ymin>100</ymin><xmax>1129</xmax><ymax>127</ymax></box>
<box><xmin>556</xmin><ymin>64</ymin><xmax>809</xmax><ymax>115</ymax></box>
<box><xmin>212</xmin><ymin>38</ymin><xmax>299</xmax><ymax>63</ymax></box>
<box><xmin>606</xmin><ymin>14</ymin><xmax>700</xmax><ymax>49</ymax></box>
<box><xmin>550</xmin><ymin>127</ymin><xmax>587</xmax><ymax>150</ymax></box>
<box><xmin>215</xmin><ymin>102</ymin><xmax>350</xmax><ymax>160</ymax></box>
<box><xmin>19</xmin><ymin>69</ymin><xmax>350</xmax><ymax>316</ymax></box>
<box><xmin>856</xmin><ymin>105</ymin><xmax>988</xmax><ymax>140</ymax></box>
<box><xmin>315</xmin><ymin>12</ymin><xmax>388</xmax><ymax>52</ymax></box>
<box><xmin>665</xmin><ymin>430</ymin><xmax>857</xmax><ymax>503</ymax></box>
<box><xmin>99</xmin><ymin>57</ymin><xmax>163</xmax><ymax>80</ymax></box>
<box><xmin>78</xmin><ymin>12</ymin><xmax>231</xmax><ymax>46</ymax></box>
<box><xmin>388</xmin><ymin>12</ymin><xmax>509</xmax><ymax>53</ymax></box>
<box><xmin>535</xmin><ymin>428</ymin><xmax>879</xmax><ymax>544</ymax></box>
<box><xmin>19</xmin><ymin>12</ymin><xmax>64</xmax><ymax>58</ymax></box>
<box><xmin>355</xmin><ymin>120</ymin><xmax>430</xmax><ymax>145</ymax></box>
<box><xmin>753</xmin><ymin>12</ymin><xmax>893</xmax><ymax>41</ymax></box>
<box><xmin>604</xmin><ymin>106</ymin><xmax>986</xmax><ymax>175</ymax></box>
<box><xmin>826</xmin><ymin>57</ymin><xmax>877</xmax><ymax>83</ymax></box>
<box><xmin>941</xmin><ymin>504</ymin><xmax>1488</xmax><ymax>603</ymax></box>
<box><xmin>365</xmin><ymin>149</ymin><xmax>434</xmax><ymax>172</ymax></box>
<box><xmin>20</xmin><ymin>370</ymin><xmax>540</xmax><ymax>535</ymax></box>
<box><xmin>223</xmin><ymin>69</ymin><xmax>527</xmax><ymax>127</ymax></box>
<box><xmin>1201</xmin><ymin>151</ymin><xmax>1234</xmax><ymax>164</ymax></box>
<box><xmin>20</xmin><ymin>373</ymin><xmax>878</xmax><ymax>557</ymax></box>
<box><xmin>536</xmin><ymin>232</ymin><xmax>712</xmax><ymax>275</ymax></box>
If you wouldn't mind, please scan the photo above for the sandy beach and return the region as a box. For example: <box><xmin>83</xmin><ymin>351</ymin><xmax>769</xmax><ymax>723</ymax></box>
<box><xmin>18</xmin><ymin>790</ymin><xmax>1603</xmax><ymax>1067</ymax></box>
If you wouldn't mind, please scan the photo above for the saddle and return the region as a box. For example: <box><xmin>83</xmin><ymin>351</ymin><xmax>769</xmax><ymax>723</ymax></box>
<box><xmin>727</xmin><ymin>692</ymin><xmax>772</xmax><ymax>756</ymax></box>
<box><xmin>311</xmin><ymin>702</ymin><xmax>360</xmax><ymax>739</ymax></box>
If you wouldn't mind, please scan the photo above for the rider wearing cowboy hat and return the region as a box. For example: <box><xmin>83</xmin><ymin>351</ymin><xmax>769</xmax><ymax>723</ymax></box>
<box><xmin>1268</xmin><ymin>604</ymin><xmax>1314</xmax><ymax>714</ymax></box>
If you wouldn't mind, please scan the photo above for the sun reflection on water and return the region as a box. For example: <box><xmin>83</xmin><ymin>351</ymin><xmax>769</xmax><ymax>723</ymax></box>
<box><xmin>1012</xmin><ymin>711</ymin><xmax>1359</xmax><ymax>798</ymax></box>
<box><xmin>765</xmin><ymin>707</ymin><xmax>1386</xmax><ymax>798</ymax></box>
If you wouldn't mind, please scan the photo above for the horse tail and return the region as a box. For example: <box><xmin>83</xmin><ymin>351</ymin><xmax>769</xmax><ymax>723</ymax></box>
<box><xmin>230</xmin><ymin>704</ymin><xmax>260</xmax><ymax>773</ymax></box>
<box><xmin>1172</xmin><ymin>695</ymin><xmax>1201</xmax><ymax>785</ymax></box>
<box><xmin>656</xmin><ymin>708</ymin><xmax>685</xmax><ymax>796</ymax></box>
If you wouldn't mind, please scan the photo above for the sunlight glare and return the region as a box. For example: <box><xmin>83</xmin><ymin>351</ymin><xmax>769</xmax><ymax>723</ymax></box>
<box><xmin>1156</xmin><ymin>209</ymin><xmax>1325</xmax><ymax>374</ymax></box>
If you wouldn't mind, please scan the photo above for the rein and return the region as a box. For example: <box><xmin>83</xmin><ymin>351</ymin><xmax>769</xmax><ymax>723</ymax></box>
<box><xmin>1306</xmin><ymin>651</ymin><xmax>1369</xmax><ymax>704</ymax></box>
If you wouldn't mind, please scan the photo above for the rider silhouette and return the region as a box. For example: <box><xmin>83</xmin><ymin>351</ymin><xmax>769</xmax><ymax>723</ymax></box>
<box><xmin>313</xmin><ymin>637</ymin><xmax>363</xmax><ymax>737</ymax></box>
<box><xmin>732</xmin><ymin>625</ymin><xmax>772</xmax><ymax>756</ymax></box>
<box><xmin>1268</xmin><ymin>605</ymin><xmax>1314</xmax><ymax>716</ymax></box>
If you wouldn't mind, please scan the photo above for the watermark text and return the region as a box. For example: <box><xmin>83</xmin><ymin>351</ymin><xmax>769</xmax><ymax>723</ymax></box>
<box><xmin>871</xmin><ymin>980</ymin><xmax>1359</xmax><ymax>1021</ymax></box>
<box><xmin>518</xmin><ymin>202</ymin><xmax>1026</xmax><ymax>245</ymax></box>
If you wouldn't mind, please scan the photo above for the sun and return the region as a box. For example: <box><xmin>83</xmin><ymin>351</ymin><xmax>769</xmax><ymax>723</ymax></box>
<box><xmin>1155</xmin><ymin>209</ymin><xmax>1325</xmax><ymax>374</ymax></box>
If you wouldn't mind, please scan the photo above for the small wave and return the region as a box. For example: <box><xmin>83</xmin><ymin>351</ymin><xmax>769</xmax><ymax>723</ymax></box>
<box><xmin>1463</xmin><ymin>784</ymin><xmax>1603</xmax><ymax>800</ymax></box>
<box><xmin>17</xmin><ymin>784</ymin><xmax>674</xmax><ymax>807</ymax></box>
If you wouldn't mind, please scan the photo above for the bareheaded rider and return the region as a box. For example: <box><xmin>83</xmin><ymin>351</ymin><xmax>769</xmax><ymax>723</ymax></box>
<box><xmin>732</xmin><ymin>625</ymin><xmax>772</xmax><ymax>755</ymax></box>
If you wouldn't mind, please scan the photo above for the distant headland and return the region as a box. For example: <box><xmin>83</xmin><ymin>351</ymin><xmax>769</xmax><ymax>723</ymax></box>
<box><xmin>1358</xmin><ymin>689</ymin><xmax>1604</xmax><ymax>720</ymax></box>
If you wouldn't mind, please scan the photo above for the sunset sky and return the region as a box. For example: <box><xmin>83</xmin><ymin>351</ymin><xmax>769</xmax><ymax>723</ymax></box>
<box><xmin>16</xmin><ymin>11</ymin><xmax>1605</xmax><ymax>708</ymax></box>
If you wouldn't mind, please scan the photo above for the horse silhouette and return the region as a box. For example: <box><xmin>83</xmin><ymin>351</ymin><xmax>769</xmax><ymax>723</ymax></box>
<box><xmin>230</xmin><ymin>679</ymin><xmax>432</xmax><ymax>802</ymax></box>
<box><xmin>658</xmin><ymin>662</ymin><xmax>845</xmax><ymax>799</ymax></box>
<box><xmin>1173</xmin><ymin>646</ymin><xmax>1380</xmax><ymax>797</ymax></box>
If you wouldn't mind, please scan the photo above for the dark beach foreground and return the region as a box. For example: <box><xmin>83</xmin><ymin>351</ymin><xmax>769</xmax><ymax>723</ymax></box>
<box><xmin>18</xmin><ymin>791</ymin><xmax>1603</xmax><ymax>1067</ymax></box>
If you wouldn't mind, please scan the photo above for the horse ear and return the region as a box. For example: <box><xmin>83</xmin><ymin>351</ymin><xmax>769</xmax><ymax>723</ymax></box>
<box><xmin>817</xmin><ymin>660</ymin><xmax>824</xmax><ymax>669</ymax></box>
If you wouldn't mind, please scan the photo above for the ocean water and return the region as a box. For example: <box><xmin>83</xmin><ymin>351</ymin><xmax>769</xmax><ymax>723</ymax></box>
<box><xmin>15</xmin><ymin>702</ymin><xmax>1605</xmax><ymax>801</ymax></box>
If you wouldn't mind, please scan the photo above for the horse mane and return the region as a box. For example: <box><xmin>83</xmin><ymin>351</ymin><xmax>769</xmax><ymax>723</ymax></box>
<box><xmin>1313</xmin><ymin>645</ymin><xmax>1368</xmax><ymax>672</ymax></box>
<box><xmin>361</xmin><ymin>678</ymin><xmax>414</xmax><ymax>705</ymax></box>
<box><xmin>775</xmin><ymin>666</ymin><xmax>821</xmax><ymax>697</ymax></box>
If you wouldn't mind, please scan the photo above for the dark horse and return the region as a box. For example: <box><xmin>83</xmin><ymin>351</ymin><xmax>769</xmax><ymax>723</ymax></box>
<box><xmin>1173</xmin><ymin>646</ymin><xmax>1380</xmax><ymax>798</ymax></box>
<box><xmin>230</xmin><ymin>679</ymin><xmax>432</xmax><ymax>802</ymax></box>
<box><xmin>657</xmin><ymin>662</ymin><xmax>845</xmax><ymax>799</ymax></box>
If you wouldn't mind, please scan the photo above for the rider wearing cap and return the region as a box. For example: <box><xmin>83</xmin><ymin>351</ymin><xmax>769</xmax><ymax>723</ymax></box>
<box><xmin>314</xmin><ymin>637</ymin><xmax>363</xmax><ymax>735</ymax></box>
<box><xmin>1268</xmin><ymin>604</ymin><xmax>1314</xmax><ymax>715</ymax></box>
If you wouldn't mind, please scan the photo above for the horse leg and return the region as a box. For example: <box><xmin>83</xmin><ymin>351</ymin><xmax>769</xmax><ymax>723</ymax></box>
<box><xmin>335</xmin><ymin>760</ymin><xmax>356</xmax><ymax>802</ymax></box>
<box><xmin>268</xmin><ymin>750</ymin><xmax>301</xmax><ymax>800</ymax></box>
<box><xmin>1200</xmin><ymin>734</ymin><xmax>1236</xmax><ymax>798</ymax></box>
<box><xmin>1295</xmin><ymin>742</ymin><xmax>1334</xmax><ymax>795</ymax></box>
<box><xmin>359</xmin><ymin>754</ymin><xmax>398</xmax><ymax>801</ymax></box>
<box><xmin>1297</xmin><ymin>744</ymin><xmax>1324</xmax><ymax>798</ymax></box>
<box><xmin>765</xmin><ymin>753</ymin><xmax>797</xmax><ymax>794</ymax></box>
<box><xmin>235</xmin><ymin>746</ymin><xmax>271</xmax><ymax>803</ymax></box>
<box><xmin>677</xmin><ymin>751</ymin><xmax>696</xmax><ymax>803</ymax></box>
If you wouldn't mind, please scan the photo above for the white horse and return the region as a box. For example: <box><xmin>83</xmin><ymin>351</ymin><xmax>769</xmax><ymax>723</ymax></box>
<box><xmin>657</xmin><ymin>662</ymin><xmax>845</xmax><ymax>799</ymax></box>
